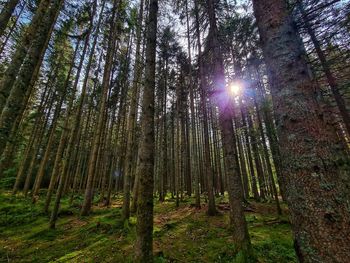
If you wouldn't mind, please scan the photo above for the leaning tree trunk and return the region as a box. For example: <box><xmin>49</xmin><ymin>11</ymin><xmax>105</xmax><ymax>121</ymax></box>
<box><xmin>0</xmin><ymin>0</ymin><xmax>20</xmax><ymax>38</ymax></box>
<box><xmin>0</xmin><ymin>0</ymin><xmax>51</xmax><ymax>111</ymax></box>
<box><xmin>134</xmin><ymin>0</ymin><xmax>158</xmax><ymax>261</ymax></box>
<box><xmin>80</xmin><ymin>0</ymin><xmax>118</xmax><ymax>216</ymax></box>
<box><xmin>0</xmin><ymin>0</ymin><xmax>64</xmax><ymax>157</ymax></box>
<box><xmin>297</xmin><ymin>0</ymin><xmax>350</xmax><ymax>137</ymax></box>
<box><xmin>253</xmin><ymin>0</ymin><xmax>350</xmax><ymax>262</ymax></box>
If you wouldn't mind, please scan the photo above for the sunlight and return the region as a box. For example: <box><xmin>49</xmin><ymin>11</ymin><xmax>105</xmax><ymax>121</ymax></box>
<box><xmin>229</xmin><ymin>81</ymin><xmax>243</xmax><ymax>96</ymax></box>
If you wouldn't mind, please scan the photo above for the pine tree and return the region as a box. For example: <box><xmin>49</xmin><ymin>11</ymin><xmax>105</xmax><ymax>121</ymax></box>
<box><xmin>253</xmin><ymin>0</ymin><xmax>350</xmax><ymax>261</ymax></box>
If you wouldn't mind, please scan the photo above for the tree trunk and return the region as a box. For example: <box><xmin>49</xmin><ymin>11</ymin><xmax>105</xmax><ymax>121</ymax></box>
<box><xmin>297</xmin><ymin>0</ymin><xmax>350</xmax><ymax>137</ymax></box>
<box><xmin>81</xmin><ymin>0</ymin><xmax>118</xmax><ymax>216</ymax></box>
<box><xmin>205</xmin><ymin>0</ymin><xmax>252</xmax><ymax>256</ymax></box>
<box><xmin>0</xmin><ymin>0</ymin><xmax>20</xmax><ymax>38</ymax></box>
<box><xmin>253</xmin><ymin>0</ymin><xmax>350</xmax><ymax>261</ymax></box>
<box><xmin>134</xmin><ymin>0</ymin><xmax>158</xmax><ymax>261</ymax></box>
<box><xmin>0</xmin><ymin>0</ymin><xmax>64</xmax><ymax>157</ymax></box>
<box><xmin>122</xmin><ymin>0</ymin><xmax>144</xmax><ymax>220</ymax></box>
<box><xmin>0</xmin><ymin>0</ymin><xmax>51</xmax><ymax>111</ymax></box>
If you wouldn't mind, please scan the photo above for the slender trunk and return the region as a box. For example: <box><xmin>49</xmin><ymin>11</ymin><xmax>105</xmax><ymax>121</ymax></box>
<box><xmin>194</xmin><ymin>0</ymin><xmax>216</xmax><ymax>215</ymax></box>
<box><xmin>81</xmin><ymin>0</ymin><xmax>118</xmax><ymax>216</ymax></box>
<box><xmin>297</xmin><ymin>0</ymin><xmax>350</xmax><ymax>137</ymax></box>
<box><xmin>122</xmin><ymin>0</ymin><xmax>144</xmax><ymax>220</ymax></box>
<box><xmin>134</xmin><ymin>0</ymin><xmax>158</xmax><ymax>261</ymax></box>
<box><xmin>253</xmin><ymin>91</ymin><xmax>281</xmax><ymax>214</ymax></box>
<box><xmin>206</xmin><ymin>0</ymin><xmax>252</xmax><ymax>256</ymax></box>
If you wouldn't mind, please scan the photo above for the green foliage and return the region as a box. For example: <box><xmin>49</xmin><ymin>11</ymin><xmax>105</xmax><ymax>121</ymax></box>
<box><xmin>0</xmin><ymin>194</ymin><xmax>43</xmax><ymax>227</ymax></box>
<box><xmin>0</xmin><ymin>176</ymin><xmax>16</xmax><ymax>189</ymax></box>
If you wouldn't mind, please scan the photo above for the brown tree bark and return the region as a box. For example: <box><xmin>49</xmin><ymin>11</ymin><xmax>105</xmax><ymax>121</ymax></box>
<box><xmin>205</xmin><ymin>0</ymin><xmax>252</xmax><ymax>256</ymax></box>
<box><xmin>253</xmin><ymin>0</ymin><xmax>350</xmax><ymax>261</ymax></box>
<box><xmin>297</xmin><ymin>0</ymin><xmax>350</xmax><ymax>137</ymax></box>
<box><xmin>0</xmin><ymin>0</ymin><xmax>64</xmax><ymax>157</ymax></box>
<box><xmin>134</xmin><ymin>0</ymin><xmax>158</xmax><ymax>261</ymax></box>
<box><xmin>81</xmin><ymin>0</ymin><xmax>118</xmax><ymax>216</ymax></box>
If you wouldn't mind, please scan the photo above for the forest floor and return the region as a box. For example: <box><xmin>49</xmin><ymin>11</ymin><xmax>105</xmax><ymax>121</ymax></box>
<box><xmin>0</xmin><ymin>190</ymin><xmax>296</xmax><ymax>263</ymax></box>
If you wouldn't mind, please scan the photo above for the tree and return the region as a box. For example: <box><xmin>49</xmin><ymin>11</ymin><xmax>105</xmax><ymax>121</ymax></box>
<box><xmin>253</xmin><ymin>0</ymin><xmax>350</xmax><ymax>261</ymax></box>
<box><xmin>80</xmin><ymin>0</ymin><xmax>119</xmax><ymax>216</ymax></box>
<box><xmin>0</xmin><ymin>0</ymin><xmax>20</xmax><ymax>39</ymax></box>
<box><xmin>134</xmin><ymin>0</ymin><xmax>158</xmax><ymax>261</ymax></box>
<box><xmin>205</xmin><ymin>0</ymin><xmax>252</xmax><ymax>258</ymax></box>
<box><xmin>0</xmin><ymin>0</ymin><xmax>65</xmax><ymax>157</ymax></box>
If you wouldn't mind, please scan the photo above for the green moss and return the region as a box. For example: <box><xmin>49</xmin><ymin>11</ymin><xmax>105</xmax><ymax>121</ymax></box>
<box><xmin>0</xmin><ymin>192</ymin><xmax>297</xmax><ymax>262</ymax></box>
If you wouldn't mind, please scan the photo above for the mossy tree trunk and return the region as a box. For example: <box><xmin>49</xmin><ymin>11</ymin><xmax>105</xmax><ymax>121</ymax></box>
<box><xmin>0</xmin><ymin>0</ymin><xmax>20</xmax><ymax>38</ymax></box>
<box><xmin>253</xmin><ymin>0</ymin><xmax>350</xmax><ymax>261</ymax></box>
<box><xmin>0</xmin><ymin>0</ymin><xmax>64</xmax><ymax>157</ymax></box>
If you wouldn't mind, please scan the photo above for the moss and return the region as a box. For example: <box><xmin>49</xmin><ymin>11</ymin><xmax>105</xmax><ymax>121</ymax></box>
<box><xmin>250</xmin><ymin>222</ymin><xmax>296</xmax><ymax>263</ymax></box>
<box><xmin>0</xmin><ymin>192</ymin><xmax>297</xmax><ymax>262</ymax></box>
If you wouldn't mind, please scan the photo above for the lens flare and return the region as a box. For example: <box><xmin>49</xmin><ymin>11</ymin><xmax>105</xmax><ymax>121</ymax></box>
<box><xmin>229</xmin><ymin>82</ymin><xmax>242</xmax><ymax>96</ymax></box>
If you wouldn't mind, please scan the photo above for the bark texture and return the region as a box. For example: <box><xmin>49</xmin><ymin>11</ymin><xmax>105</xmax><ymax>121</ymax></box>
<box><xmin>134</xmin><ymin>0</ymin><xmax>158</xmax><ymax>261</ymax></box>
<box><xmin>253</xmin><ymin>0</ymin><xmax>350</xmax><ymax>262</ymax></box>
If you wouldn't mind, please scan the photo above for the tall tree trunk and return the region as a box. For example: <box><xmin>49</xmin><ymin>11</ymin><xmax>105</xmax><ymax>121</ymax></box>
<box><xmin>80</xmin><ymin>0</ymin><xmax>118</xmax><ymax>216</ymax></box>
<box><xmin>252</xmin><ymin>90</ymin><xmax>281</xmax><ymax>214</ymax></box>
<box><xmin>0</xmin><ymin>2</ymin><xmax>25</xmax><ymax>57</ymax></box>
<box><xmin>194</xmin><ymin>0</ymin><xmax>216</xmax><ymax>215</ymax></box>
<box><xmin>0</xmin><ymin>0</ymin><xmax>20</xmax><ymax>38</ymax></box>
<box><xmin>0</xmin><ymin>0</ymin><xmax>64</xmax><ymax>157</ymax></box>
<box><xmin>0</xmin><ymin>0</ymin><xmax>51</xmax><ymax>111</ymax></box>
<box><xmin>122</xmin><ymin>0</ymin><xmax>144</xmax><ymax>220</ymax></box>
<box><xmin>240</xmin><ymin>100</ymin><xmax>259</xmax><ymax>200</ymax></box>
<box><xmin>297</xmin><ymin>0</ymin><xmax>350</xmax><ymax>137</ymax></box>
<box><xmin>253</xmin><ymin>0</ymin><xmax>350</xmax><ymax>261</ymax></box>
<box><xmin>205</xmin><ymin>0</ymin><xmax>252</xmax><ymax>256</ymax></box>
<box><xmin>247</xmin><ymin>112</ymin><xmax>266</xmax><ymax>200</ymax></box>
<box><xmin>185</xmin><ymin>0</ymin><xmax>200</xmax><ymax>205</ymax></box>
<box><xmin>134</xmin><ymin>0</ymin><xmax>158</xmax><ymax>261</ymax></box>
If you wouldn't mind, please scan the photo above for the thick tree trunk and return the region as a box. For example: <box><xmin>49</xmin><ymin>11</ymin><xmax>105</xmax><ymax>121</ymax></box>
<box><xmin>0</xmin><ymin>0</ymin><xmax>51</xmax><ymax>111</ymax></box>
<box><xmin>253</xmin><ymin>0</ymin><xmax>350</xmax><ymax>262</ymax></box>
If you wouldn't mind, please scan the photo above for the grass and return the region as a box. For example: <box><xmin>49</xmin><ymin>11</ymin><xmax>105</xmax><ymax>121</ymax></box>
<box><xmin>0</xmin><ymin>190</ymin><xmax>297</xmax><ymax>262</ymax></box>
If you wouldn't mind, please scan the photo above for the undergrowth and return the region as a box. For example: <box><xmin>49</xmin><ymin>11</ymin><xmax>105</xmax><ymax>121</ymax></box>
<box><xmin>0</xmin><ymin>191</ymin><xmax>296</xmax><ymax>262</ymax></box>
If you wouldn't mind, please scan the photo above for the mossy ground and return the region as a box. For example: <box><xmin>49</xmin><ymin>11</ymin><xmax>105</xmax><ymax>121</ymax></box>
<box><xmin>0</xmin><ymin>190</ymin><xmax>296</xmax><ymax>262</ymax></box>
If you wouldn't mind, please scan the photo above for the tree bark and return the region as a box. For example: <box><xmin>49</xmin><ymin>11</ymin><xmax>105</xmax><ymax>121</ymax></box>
<box><xmin>205</xmin><ymin>0</ymin><xmax>252</xmax><ymax>256</ymax></box>
<box><xmin>134</xmin><ymin>0</ymin><xmax>158</xmax><ymax>261</ymax></box>
<box><xmin>0</xmin><ymin>0</ymin><xmax>64</xmax><ymax>157</ymax></box>
<box><xmin>253</xmin><ymin>0</ymin><xmax>350</xmax><ymax>261</ymax></box>
<box><xmin>0</xmin><ymin>0</ymin><xmax>20</xmax><ymax>38</ymax></box>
